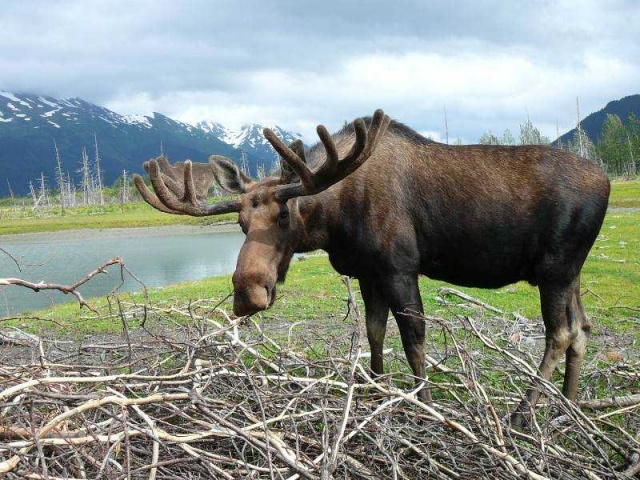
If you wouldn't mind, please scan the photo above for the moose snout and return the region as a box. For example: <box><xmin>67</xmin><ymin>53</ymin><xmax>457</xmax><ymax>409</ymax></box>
<box><xmin>232</xmin><ymin>274</ymin><xmax>276</xmax><ymax>317</ymax></box>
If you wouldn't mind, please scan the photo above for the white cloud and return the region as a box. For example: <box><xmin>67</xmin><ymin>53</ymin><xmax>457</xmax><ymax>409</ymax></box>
<box><xmin>1</xmin><ymin>0</ymin><xmax>638</xmax><ymax>143</ymax></box>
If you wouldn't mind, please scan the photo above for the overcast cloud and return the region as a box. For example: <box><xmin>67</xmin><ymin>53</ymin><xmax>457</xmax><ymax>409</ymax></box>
<box><xmin>1</xmin><ymin>0</ymin><xmax>638</xmax><ymax>142</ymax></box>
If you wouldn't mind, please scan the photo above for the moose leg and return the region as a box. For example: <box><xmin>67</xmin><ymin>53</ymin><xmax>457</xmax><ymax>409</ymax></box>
<box><xmin>385</xmin><ymin>274</ymin><xmax>430</xmax><ymax>401</ymax></box>
<box><xmin>562</xmin><ymin>283</ymin><xmax>590</xmax><ymax>400</ymax></box>
<box><xmin>512</xmin><ymin>280</ymin><xmax>581</xmax><ymax>426</ymax></box>
<box><xmin>360</xmin><ymin>279</ymin><xmax>390</xmax><ymax>377</ymax></box>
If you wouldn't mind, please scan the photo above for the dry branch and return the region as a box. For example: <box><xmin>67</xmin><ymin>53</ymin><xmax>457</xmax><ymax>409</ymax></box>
<box><xmin>0</xmin><ymin>256</ymin><xmax>145</xmax><ymax>313</ymax></box>
<box><xmin>1</xmin><ymin>293</ymin><xmax>638</xmax><ymax>479</ymax></box>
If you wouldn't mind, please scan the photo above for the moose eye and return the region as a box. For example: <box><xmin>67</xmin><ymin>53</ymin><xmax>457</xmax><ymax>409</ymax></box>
<box><xmin>277</xmin><ymin>209</ymin><xmax>289</xmax><ymax>226</ymax></box>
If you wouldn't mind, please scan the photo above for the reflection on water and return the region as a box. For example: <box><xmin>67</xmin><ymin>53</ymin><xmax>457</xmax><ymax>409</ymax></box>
<box><xmin>0</xmin><ymin>226</ymin><xmax>244</xmax><ymax>316</ymax></box>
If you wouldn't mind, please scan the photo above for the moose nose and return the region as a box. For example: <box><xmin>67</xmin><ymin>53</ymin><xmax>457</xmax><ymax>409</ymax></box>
<box><xmin>233</xmin><ymin>284</ymin><xmax>272</xmax><ymax>317</ymax></box>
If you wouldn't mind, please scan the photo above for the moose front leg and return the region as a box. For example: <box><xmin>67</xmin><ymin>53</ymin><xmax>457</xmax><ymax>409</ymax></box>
<box><xmin>359</xmin><ymin>279</ymin><xmax>390</xmax><ymax>376</ymax></box>
<box><xmin>384</xmin><ymin>274</ymin><xmax>430</xmax><ymax>402</ymax></box>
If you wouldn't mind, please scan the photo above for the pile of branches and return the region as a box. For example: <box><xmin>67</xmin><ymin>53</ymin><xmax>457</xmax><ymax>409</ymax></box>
<box><xmin>1</xmin><ymin>294</ymin><xmax>639</xmax><ymax>479</ymax></box>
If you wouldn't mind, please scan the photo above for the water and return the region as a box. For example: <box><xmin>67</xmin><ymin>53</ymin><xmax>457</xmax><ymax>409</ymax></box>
<box><xmin>0</xmin><ymin>225</ymin><xmax>244</xmax><ymax>316</ymax></box>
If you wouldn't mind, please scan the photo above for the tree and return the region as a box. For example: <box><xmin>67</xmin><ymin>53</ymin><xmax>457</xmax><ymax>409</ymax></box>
<box><xmin>597</xmin><ymin>114</ymin><xmax>627</xmax><ymax>175</ymax></box>
<box><xmin>94</xmin><ymin>133</ymin><xmax>105</xmax><ymax>205</ymax></box>
<box><xmin>567</xmin><ymin>129</ymin><xmax>598</xmax><ymax>163</ymax></box>
<box><xmin>624</xmin><ymin>113</ymin><xmax>639</xmax><ymax>176</ymax></box>
<box><xmin>54</xmin><ymin>141</ymin><xmax>67</xmax><ymax>212</ymax></box>
<box><xmin>78</xmin><ymin>147</ymin><xmax>94</xmax><ymax>205</ymax></box>
<box><xmin>479</xmin><ymin>130</ymin><xmax>500</xmax><ymax>145</ymax></box>
<box><xmin>519</xmin><ymin>119</ymin><xmax>550</xmax><ymax>145</ymax></box>
<box><xmin>501</xmin><ymin>129</ymin><xmax>516</xmax><ymax>146</ymax></box>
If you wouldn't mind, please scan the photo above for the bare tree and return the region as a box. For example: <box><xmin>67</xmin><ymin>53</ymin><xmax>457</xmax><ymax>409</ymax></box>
<box><xmin>6</xmin><ymin>180</ymin><xmax>14</xmax><ymax>201</ymax></box>
<box><xmin>66</xmin><ymin>172</ymin><xmax>76</xmax><ymax>207</ymax></box>
<box><xmin>519</xmin><ymin>117</ymin><xmax>550</xmax><ymax>145</ymax></box>
<box><xmin>120</xmin><ymin>170</ymin><xmax>129</xmax><ymax>205</ymax></box>
<box><xmin>53</xmin><ymin>140</ymin><xmax>67</xmax><ymax>212</ymax></box>
<box><xmin>240</xmin><ymin>150</ymin><xmax>249</xmax><ymax>177</ymax></box>
<box><xmin>443</xmin><ymin>105</ymin><xmax>449</xmax><ymax>145</ymax></box>
<box><xmin>568</xmin><ymin>97</ymin><xmax>599</xmax><ymax>164</ymax></box>
<box><xmin>28</xmin><ymin>181</ymin><xmax>38</xmax><ymax>209</ymax></box>
<box><xmin>78</xmin><ymin>147</ymin><xmax>93</xmax><ymax>205</ymax></box>
<box><xmin>39</xmin><ymin>173</ymin><xmax>49</xmax><ymax>207</ymax></box>
<box><xmin>94</xmin><ymin>133</ymin><xmax>104</xmax><ymax>206</ymax></box>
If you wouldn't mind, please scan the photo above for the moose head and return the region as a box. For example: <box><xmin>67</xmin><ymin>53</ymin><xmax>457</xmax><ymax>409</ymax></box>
<box><xmin>133</xmin><ymin>110</ymin><xmax>390</xmax><ymax>317</ymax></box>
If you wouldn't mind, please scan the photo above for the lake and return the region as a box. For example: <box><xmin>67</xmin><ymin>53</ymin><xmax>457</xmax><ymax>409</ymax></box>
<box><xmin>0</xmin><ymin>225</ymin><xmax>244</xmax><ymax>316</ymax></box>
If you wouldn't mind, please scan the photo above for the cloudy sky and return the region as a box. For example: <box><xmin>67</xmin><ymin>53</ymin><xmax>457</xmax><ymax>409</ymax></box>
<box><xmin>1</xmin><ymin>0</ymin><xmax>638</xmax><ymax>142</ymax></box>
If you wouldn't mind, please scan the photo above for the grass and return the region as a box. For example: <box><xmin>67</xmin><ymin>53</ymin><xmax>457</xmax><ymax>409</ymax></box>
<box><xmin>0</xmin><ymin>200</ymin><xmax>237</xmax><ymax>235</ymax></box>
<box><xmin>609</xmin><ymin>179</ymin><xmax>640</xmax><ymax>209</ymax></box>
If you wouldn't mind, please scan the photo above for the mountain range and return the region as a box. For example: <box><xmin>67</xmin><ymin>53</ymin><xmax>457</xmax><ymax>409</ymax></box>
<box><xmin>1</xmin><ymin>91</ymin><xmax>638</xmax><ymax>197</ymax></box>
<box><xmin>0</xmin><ymin>92</ymin><xmax>302</xmax><ymax>196</ymax></box>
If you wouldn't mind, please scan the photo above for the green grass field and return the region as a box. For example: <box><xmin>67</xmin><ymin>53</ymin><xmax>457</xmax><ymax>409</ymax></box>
<box><xmin>0</xmin><ymin>199</ymin><xmax>237</xmax><ymax>235</ymax></box>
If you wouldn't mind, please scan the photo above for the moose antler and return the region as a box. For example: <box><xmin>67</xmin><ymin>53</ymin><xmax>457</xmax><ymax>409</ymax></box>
<box><xmin>132</xmin><ymin>157</ymin><xmax>240</xmax><ymax>216</ymax></box>
<box><xmin>264</xmin><ymin>109</ymin><xmax>390</xmax><ymax>201</ymax></box>
<box><xmin>149</xmin><ymin>157</ymin><xmax>217</xmax><ymax>200</ymax></box>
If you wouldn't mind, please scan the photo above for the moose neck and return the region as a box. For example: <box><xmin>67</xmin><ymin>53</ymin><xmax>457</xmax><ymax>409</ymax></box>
<box><xmin>293</xmin><ymin>193</ymin><xmax>334</xmax><ymax>253</ymax></box>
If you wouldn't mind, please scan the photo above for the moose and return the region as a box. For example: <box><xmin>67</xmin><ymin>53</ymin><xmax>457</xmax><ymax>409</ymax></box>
<box><xmin>133</xmin><ymin>109</ymin><xmax>610</xmax><ymax>424</ymax></box>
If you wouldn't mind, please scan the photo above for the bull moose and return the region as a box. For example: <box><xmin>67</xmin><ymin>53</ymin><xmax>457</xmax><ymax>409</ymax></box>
<box><xmin>133</xmin><ymin>109</ymin><xmax>610</xmax><ymax>424</ymax></box>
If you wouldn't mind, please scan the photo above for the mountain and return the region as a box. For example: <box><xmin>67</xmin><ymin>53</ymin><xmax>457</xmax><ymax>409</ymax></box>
<box><xmin>0</xmin><ymin>92</ymin><xmax>302</xmax><ymax>196</ymax></box>
<box><xmin>197</xmin><ymin>121</ymin><xmax>302</xmax><ymax>172</ymax></box>
<box><xmin>556</xmin><ymin>94</ymin><xmax>640</xmax><ymax>146</ymax></box>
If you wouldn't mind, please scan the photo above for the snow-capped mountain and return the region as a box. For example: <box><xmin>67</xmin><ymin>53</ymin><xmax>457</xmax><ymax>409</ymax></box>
<box><xmin>196</xmin><ymin>121</ymin><xmax>303</xmax><ymax>165</ymax></box>
<box><xmin>0</xmin><ymin>92</ymin><xmax>303</xmax><ymax>196</ymax></box>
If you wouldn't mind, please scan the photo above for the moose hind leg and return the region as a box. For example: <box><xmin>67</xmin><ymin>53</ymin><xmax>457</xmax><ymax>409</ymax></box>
<box><xmin>513</xmin><ymin>281</ymin><xmax>578</xmax><ymax>425</ymax></box>
<box><xmin>360</xmin><ymin>279</ymin><xmax>390</xmax><ymax>377</ymax></box>
<box><xmin>562</xmin><ymin>284</ymin><xmax>590</xmax><ymax>400</ymax></box>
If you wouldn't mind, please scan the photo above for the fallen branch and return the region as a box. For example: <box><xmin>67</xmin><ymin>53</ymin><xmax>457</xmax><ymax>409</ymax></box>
<box><xmin>0</xmin><ymin>256</ymin><xmax>135</xmax><ymax>313</ymax></box>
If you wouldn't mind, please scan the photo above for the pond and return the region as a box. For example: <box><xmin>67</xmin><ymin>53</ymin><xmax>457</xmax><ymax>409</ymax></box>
<box><xmin>0</xmin><ymin>225</ymin><xmax>244</xmax><ymax>316</ymax></box>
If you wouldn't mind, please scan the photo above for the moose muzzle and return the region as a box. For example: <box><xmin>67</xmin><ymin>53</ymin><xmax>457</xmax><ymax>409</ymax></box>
<box><xmin>233</xmin><ymin>283</ymin><xmax>276</xmax><ymax>316</ymax></box>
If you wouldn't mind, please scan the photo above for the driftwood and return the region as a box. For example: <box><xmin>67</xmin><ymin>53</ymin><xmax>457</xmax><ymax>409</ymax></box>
<box><xmin>0</xmin><ymin>256</ymin><xmax>146</xmax><ymax>313</ymax></box>
<box><xmin>0</xmin><ymin>287</ymin><xmax>639</xmax><ymax>479</ymax></box>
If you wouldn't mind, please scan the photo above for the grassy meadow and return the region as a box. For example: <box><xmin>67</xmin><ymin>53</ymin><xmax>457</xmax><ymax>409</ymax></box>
<box><xmin>0</xmin><ymin>198</ymin><xmax>238</xmax><ymax>235</ymax></box>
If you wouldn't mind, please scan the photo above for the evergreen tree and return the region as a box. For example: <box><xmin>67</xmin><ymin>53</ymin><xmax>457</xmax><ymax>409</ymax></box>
<box><xmin>597</xmin><ymin>114</ymin><xmax>627</xmax><ymax>175</ymax></box>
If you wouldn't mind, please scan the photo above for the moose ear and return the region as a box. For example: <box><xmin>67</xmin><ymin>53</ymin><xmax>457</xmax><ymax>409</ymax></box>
<box><xmin>280</xmin><ymin>140</ymin><xmax>307</xmax><ymax>184</ymax></box>
<box><xmin>209</xmin><ymin>156</ymin><xmax>254</xmax><ymax>194</ymax></box>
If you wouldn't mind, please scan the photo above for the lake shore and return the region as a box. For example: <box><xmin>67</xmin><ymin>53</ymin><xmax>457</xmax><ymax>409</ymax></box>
<box><xmin>0</xmin><ymin>221</ymin><xmax>241</xmax><ymax>242</ymax></box>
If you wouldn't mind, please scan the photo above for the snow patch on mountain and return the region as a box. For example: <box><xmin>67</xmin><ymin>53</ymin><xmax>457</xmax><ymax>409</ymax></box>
<box><xmin>42</xmin><ymin>109</ymin><xmax>60</xmax><ymax>118</ymax></box>
<box><xmin>122</xmin><ymin>114</ymin><xmax>152</xmax><ymax>128</ymax></box>
<box><xmin>37</xmin><ymin>97</ymin><xmax>60</xmax><ymax>108</ymax></box>
<box><xmin>0</xmin><ymin>92</ymin><xmax>23</xmax><ymax>103</ymax></box>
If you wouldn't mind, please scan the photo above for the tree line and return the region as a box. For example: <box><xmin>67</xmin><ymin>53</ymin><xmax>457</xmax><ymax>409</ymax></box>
<box><xmin>2</xmin><ymin>112</ymin><xmax>638</xmax><ymax>211</ymax></box>
<box><xmin>1</xmin><ymin>136</ymin><xmax>137</xmax><ymax>212</ymax></box>
<box><xmin>477</xmin><ymin>113</ymin><xmax>639</xmax><ymax>177</ymax></box>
